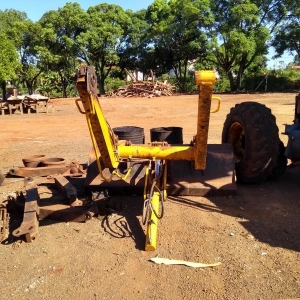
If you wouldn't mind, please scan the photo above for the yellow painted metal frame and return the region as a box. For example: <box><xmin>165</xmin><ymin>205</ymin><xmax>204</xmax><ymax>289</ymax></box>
<box><xmin>76</xmin><ymin>67</ymin><xmax>119</xmax><ymax>171</ymax></box>
<box><xmin>76</xmin><ymin>66</ymin><xmax>218</xmax><ymax>251</ymax></box>
<box><xmin>145</xmin><ymin>191</ymin><xmax>160</xmax><ymax>251</ymax></box>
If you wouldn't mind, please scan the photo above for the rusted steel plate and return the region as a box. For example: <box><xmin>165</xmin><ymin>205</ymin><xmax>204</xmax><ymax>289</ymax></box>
<box><xmin>85</xmin><ymin>158</ymin><xmax>147</xmax><ymax>195</ymax></box>
<box><xmin>39</xmin><ymin>203</ymin><xmax>99</xmax><ymax>222</ymax></box>
<box><xmin>86</xmin><ymin>144</ymin><xmax>236</xmax><ymax>196</ymax></box>
<box><xmin>54</xmin><ymin>175</ymin><xmax>78</xmax><ymax>206</ymax></box>
<box><xmin>9</xmin><ymin>166</ymin><xmax>69</xmax><ymax>177</ymax></box>
<box><xmin>12</xmin><ymin>178</ymin><xmax>39</xmax><ymax>242</ymax></box>
<box><xmin>167</xmin><ymin>144</ymin><xmax>236</xmax><ymax>196</ymax></box>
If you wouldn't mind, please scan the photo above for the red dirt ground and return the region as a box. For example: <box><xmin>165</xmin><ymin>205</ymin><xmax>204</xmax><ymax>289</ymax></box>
<box><xmin>0</xmin><ymin>92</ymin><xmax>299</xmax><ymax>299</ymax></box>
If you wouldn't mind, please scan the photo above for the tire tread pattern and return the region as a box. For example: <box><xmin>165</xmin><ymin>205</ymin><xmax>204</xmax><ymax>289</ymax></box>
<box><xmin>222</xmin><ymin>102</ymin><xmax>280</xmax><ymax>182</ymax></box>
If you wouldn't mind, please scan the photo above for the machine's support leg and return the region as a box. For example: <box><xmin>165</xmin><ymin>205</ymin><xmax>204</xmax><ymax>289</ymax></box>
<box><xmin>195</xmin><ymin>82</ymin><xmax>213</xmax><ymax>169</ymax></box>
<box><xmin>145</xmin><ymin>190</ymin><xmax>160</xmax><ymax>251</ymax></box>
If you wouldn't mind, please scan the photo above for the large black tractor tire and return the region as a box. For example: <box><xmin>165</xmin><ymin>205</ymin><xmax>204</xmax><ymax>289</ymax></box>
<box><xmin>267</xmin><ymin>141</ymin><xmax>287</xmax><ymax>180</ymax></box>
<box><xmin>222</xmin><ymin>102</ymin><xmax>280</xmax><ymax>183</ymax></box>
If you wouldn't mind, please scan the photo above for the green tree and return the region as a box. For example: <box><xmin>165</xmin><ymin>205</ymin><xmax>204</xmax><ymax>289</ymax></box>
<box><xmin>9</xmin><ymin>20</ymin><xmax>42</xmax><ymax>94</ymax></box>
<box><xmin>37</xmin><ymin>2</ymin><xmax>87</xmax><ymax>97</ymax></box>
<box><xmin>118</xmin><ymin>9</ymin><xmax>153</xmax><ymax>77</ymax></box>
<box><xmin>145</xmin><ymin>0</ymin><xmax>213</xmax><ymax>92</ymax></box>
<box><xmin>272</xmin><ymin>7</ymin><xmax>300</xmax><ymax>62</ymax></box>
<box><xmin>0</xmin><ymin>9</ymin><xmax>27</xmax><ymax>34</ymax></box>
<box><xmin>77</xmin><ymin>3</ymin><xmax>131</xmax><ymax>94</ymax></box>
<box><xmin>0</xmin><ymin>33</ymin><xmax>19</xmax><ymax>99</ymax></box>
<box><xmin>207</xmin><ymin>0</ymin><xmax>288</xmax><ymax>91</ymax></box>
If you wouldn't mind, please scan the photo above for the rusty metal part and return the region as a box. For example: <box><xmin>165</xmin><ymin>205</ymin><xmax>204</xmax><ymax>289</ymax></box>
<box><xmin>194</xmin><ymin>82</ymin><xmax>213</xmax><ymax>170</ymax></box>
<box><xmin>0</xmin><ymin>205</ymin><xmax>9</xmax><ymax>242</ymax></box>
<box><xmin>86</xmin><ymin>144</ymin><xmax>236</xmax><ymax>196</ymax></box>
<box><xmin>85</xmin><ymin>204</ymin><xmax>99</xmax><ymax>220</ymax></box>
<box><xmin>39</xmin><ymin>202</ymin><xmax>99</xmax><ymax>222</ymax></box>
<box><xmin>54</xmin><ymin>175</ymin><xmax>78</xmax><ymax>206</ymax></box>
<box><xmin>12</xmin><ymin>177</ymin><xmax>39</xmax><ymax>242</ymax></box>
<box><xmin>87</xmin><ymin>65</ymin><xmax>98</xmax><ymax>99</ymax></box>
<box><xmin>9</xmin><ymin>165</ymin><xmax>69</xmax><ymax>177</ymax></box>
<box><xmin>86</xmin><ymin>150</ymin><xmax>147</xmax><ymax>195</ymax></box>
<box><xmin>22</xmin><ymin>155</ymin><xmax>46</xmax><ymax>167</ymax></box>
<box><xmin>167</xmin><ymin>144</ymin><xmax>236</xmax><ymax>196</ymax></box>
<box><xmin>9</xmin><ymin>159</ymin><xmax>86</xmax><ymax>178</ymax></box>
<box><xmin>61</xmin><ymin>159</ymin><xmax>86</xmax><ymax>176</ymax></box>
<box><xmin>41</xmin><ymin>157</ymin><xmax>66</xmax><ymax>167</ymax></box>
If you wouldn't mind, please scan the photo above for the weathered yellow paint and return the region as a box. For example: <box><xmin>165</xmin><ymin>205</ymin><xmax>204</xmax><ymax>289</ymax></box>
<box><xmin>145</xmin><ymin>191</ymin><xmax>160</xmax><ymax>251</ymax></box>
<box><xmin>76</xmin><ymin>73</ymin><xmax>119</xmax><ymax>170</ymax></box>
<box><xmin>118</xmin><ymin>145</ymin><xmax>194</xmax><ymax>160</ymax></box>
<box><xmin>211</xmin><ymin>96</ymin><xmax>221</xmax><ymax>113</ymax></box>
<box><xmin>194</xmin><ymin>70</ymin><xmax>216</xmax><ymax>85</ymax></box>
<box><xmin>194</xmin><ymin>70</ymin><xmax>216</xmax><ymax>170</ymax></box>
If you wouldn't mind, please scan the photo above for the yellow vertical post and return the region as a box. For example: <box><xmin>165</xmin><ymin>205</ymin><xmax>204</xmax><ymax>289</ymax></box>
<box><xmin>76</xmin><ymin>66</ymin><xmax>119</xmax><ymax>169</ymax></box>
<box><xmin>194</xmin><ymin>71</ymin><xmax>216</xmax><ymax>170</ymax></box>
<box><xmin>145</xmin><ymin>191</ymin><xmax>160</xmax><ymax>251</ymax></box>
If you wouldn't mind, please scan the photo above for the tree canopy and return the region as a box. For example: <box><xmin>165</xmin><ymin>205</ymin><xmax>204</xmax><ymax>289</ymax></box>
<box><xmin>0</xmin><ymin>1</ymin><xmax>298</xmax><ymax>96</ymax></box>
<box><xmin>272</xmin><ymin>6</ymin><xmax>300</xmax><ymax>60</ymax></box>
<box><xmin>0</xmin><ymin>33</ymin><xmax>19</xmax><ymax>98</ymax></box>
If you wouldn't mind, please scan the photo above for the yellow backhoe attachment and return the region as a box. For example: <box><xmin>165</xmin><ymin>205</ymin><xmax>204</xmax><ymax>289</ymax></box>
<box><xmin>76</xmin><ymin>65</ymin><xmax>235</xmax><ymax>251</ymax></box>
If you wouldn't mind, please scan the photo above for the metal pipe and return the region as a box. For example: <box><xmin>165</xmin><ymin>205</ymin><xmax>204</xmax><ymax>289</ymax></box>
<box><xmin>194</xmin><ymin>70</ymin><xmax>216</xmax><ymax>170</ymax></box>
<box><xmin>118</xmin><ymin>145</ymin><xmax>194</xmax><ymax>160</ymax></box>
<box><xmin>145</xmin><ymin>191</ymin><xmax>160</xmax><ymax>251</ymax></box>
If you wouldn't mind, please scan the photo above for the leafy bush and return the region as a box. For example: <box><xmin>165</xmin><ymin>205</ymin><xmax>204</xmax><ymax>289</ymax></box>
<box><xmin>243</xmin><ymin>69</ymin><xmax>300</xmax><ymax>92</ymax></box>
<box><xmin>105</xmin><ymin>77</ymin><xmax>126</xmax><ymax>94</ymax></box>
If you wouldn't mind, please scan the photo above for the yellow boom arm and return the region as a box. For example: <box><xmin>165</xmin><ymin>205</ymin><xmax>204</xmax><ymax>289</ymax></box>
<box><xmin>76</xmin><ymin>66</ymin><xmax>216</xmax><ymax>171</ymax></box>
<box><xmin>76</xmin><ymin>65</ymin><xmax>218</xmax><ymax>251</ymax></box>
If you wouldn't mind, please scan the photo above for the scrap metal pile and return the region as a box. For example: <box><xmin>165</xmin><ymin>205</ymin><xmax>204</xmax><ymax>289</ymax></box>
<box><xmin>0</xmin><ymin>155</ymin><xmax>107</xmax><ymax>243</ymax></box>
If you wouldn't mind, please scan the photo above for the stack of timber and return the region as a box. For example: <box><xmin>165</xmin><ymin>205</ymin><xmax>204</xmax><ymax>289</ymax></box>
<box><xmin>110</xmin><ymin>80</ymin><xmax>174</xmax><ymax>98</ymax></box>
<box><xmin>106</xmin><ymin>68</ymin><xmax>174</xmax><ymax>98</ymax></box>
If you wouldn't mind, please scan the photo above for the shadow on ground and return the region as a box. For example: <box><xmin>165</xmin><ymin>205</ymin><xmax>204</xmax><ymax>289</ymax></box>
<box><xmin>168</xmin><ymin>165</ymin><xmax>300</xmax><ymax>252</ymax></box>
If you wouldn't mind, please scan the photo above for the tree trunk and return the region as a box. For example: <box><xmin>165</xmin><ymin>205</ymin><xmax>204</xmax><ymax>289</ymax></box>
<box><xmin>99</xmin><ymin>76</ymin><xmax>105</xmax><ymax>95</ymax></box>
<box><xmin>94</xmin><ymin>64</ymin><xmax>105</xmax><ymax>95</ymax></box>
<box><xmin>227</xmin><ymin>71</ymin><xmax>237</xmax><ymax>92</ymax></box>
<box><xmin>236</xmin><ymin>67</ymin><xmax>244</xmax><ymax>91</ymax></box>
<box><xmin>1</xmin><ymin>81</ymin><xmax>6</xmax><ymax>100</ymax></box>
<box><xmin>26</xmin><ymin>80</ymin><xmax>33</xmax><ymax>95</ymax></box>
<box><xmin>62</xmin><ymin>78</ymin><xmax>68</xmax><ymax>98</ymax></box>
<box><xmin>58</xmin><ymin>72</ymin><xmax>68</xmax><ymax>98</ymax></box>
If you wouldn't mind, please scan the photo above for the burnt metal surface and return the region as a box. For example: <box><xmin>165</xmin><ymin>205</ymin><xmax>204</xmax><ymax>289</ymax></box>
<box><xmin>0</xmin><ymin>205</ymin><xmax>9</xmax><ymax>242</ymax></box>
<box><xmin>12</xmin><ymin>177</ymin><xmax>39</xmax><ymax>242</ymax></box>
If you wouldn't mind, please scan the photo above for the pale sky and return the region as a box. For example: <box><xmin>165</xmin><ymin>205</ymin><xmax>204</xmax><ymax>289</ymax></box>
<box><xmin>1</xmin><ymin>0</ymin><xmax>294</xmax><ymax>67</ymax></box>
<box><xmin>1</xmin><ymin>0</ymin><xmax>154</xmax><ymax>21</ymax></box>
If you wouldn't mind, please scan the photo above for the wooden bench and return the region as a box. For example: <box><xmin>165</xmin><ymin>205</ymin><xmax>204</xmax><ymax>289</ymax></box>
<box><xmin>22</xmin><ymin>97</ymin><xmax>39</xmax><ymax>114</ymax></box>
<box><xmin>0</xmin><ymin>102</ymin><xmax>9</xmax><ymax>115</ymax></box>
<box><xmin>8</xmin><ymin>101</ymin><xmax>23</xmax><ymax>115</ymax></box>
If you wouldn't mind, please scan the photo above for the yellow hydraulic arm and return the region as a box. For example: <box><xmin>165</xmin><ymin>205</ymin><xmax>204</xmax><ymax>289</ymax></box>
<box><xmin>76</xmin><ymin>65</ymin><xmax>217</xmax><ymax>169</ymax></box>
<box><xmin>75</xmin><ymin>65</ymin><xmax>218</xmax><ymax>251</ymax></box>
<box><xmin>76</xmin><ymin>66</ymin><xmax>120</xmax><ymax>172</ymax></box>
